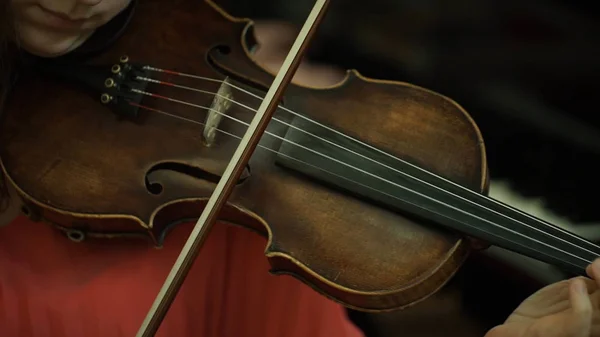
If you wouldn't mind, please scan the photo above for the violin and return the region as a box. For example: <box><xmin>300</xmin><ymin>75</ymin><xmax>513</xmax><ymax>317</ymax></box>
<box><xmin>1</xmin><ymin>0</ymin><xmax>598</xmax><ymax>334</ymax></box>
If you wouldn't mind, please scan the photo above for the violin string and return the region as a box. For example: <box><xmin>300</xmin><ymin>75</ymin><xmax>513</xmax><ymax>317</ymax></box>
<box><xmin>135</xmin><ymin>72</ymin><xmax>600</xmax><ymax>256</ymax></box>
<box><xmin>128</xmin><ymin>85</ymin><xmax>600</xmax><ymax>262</ymax></box>
<box><xmin>142</xmin><ymin>66</ymin><xmax>598</xmax><ymax>252</ymax></box>
<box><xmin>129</xmin><ymin>101</ymin><xmax>593</xmax><ymax>269</ymax></box>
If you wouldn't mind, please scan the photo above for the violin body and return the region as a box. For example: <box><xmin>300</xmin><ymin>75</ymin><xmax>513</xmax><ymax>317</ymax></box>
<box><xmin>0</xmin><ymin>0</ymin><xmax>488</xmax><ymax>311</ymax></box>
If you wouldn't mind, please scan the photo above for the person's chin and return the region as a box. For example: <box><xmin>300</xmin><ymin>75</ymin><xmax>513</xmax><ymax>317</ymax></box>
<box><xmin>16</xmin><ymin>26</ymin><xmax>94</xmax><ymax>58</ymax></box>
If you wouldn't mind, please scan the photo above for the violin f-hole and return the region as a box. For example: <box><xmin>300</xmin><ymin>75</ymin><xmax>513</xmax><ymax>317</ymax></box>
<box><xmin>144</xmin><ymin>161</ymin><xmax>251</xmax><ymax>196</ymax></box>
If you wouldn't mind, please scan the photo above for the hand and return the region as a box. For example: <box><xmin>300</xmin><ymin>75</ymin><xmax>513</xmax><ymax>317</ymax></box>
<box><xmin>485</xmin><ymin>259</ymin><xmax>600</xmax><ymax>337</ymax></box>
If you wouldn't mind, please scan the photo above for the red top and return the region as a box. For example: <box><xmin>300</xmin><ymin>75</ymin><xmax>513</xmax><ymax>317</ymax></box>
<box><xmin>0</xmin><ymin>215</ymin><xmax>364</xmax><ymax>337</ymax></box>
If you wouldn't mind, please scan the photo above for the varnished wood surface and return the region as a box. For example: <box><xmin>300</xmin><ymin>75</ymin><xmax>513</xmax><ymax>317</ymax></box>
<box><xmin>358</xmin><ymin>251</ymin><xmax>545</xmax><ymax>337</ymax></box>
<box><xmin>1</xmin><ymin>0</ymin><xmax>488</xmax><ymax>312</ymax></box>
<box><xmin>0</xmin><ymin>179</ymin><xmax>21</xmax><ymax>228</ymax></box>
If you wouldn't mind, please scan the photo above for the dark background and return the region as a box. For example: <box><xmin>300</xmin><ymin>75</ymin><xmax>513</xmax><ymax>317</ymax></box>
<box><xmin>213</xmin><ymin>0</ymin><xmax>600</xmax><ymax>335</ymax></box>
<box><xmin>218</xmin><ymin>0</ymin><xmax>600</xmax><ymax>223</ymax></box>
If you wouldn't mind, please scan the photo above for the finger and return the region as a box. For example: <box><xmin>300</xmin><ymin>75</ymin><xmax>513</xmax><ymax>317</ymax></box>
<box><xmin>585</xmin><ymin>257</ymin><xmax>599</xmax><ymax>278</ymax></box>
<box><xmin>585</xmin><ymin>259</ymin><xmax>594</xmax><ymax>278</ymax></box>
<box><xmin>586</xmin><ymin>258</ymin><xmax>600</xmax><ymax>288</ymax></box>
<box><xmin>567</xmin><ymin>278</ymin><xmax>593</xmax><ymax>337</ymax></box>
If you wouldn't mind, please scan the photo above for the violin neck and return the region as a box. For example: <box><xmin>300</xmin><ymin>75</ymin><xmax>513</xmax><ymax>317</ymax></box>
<box><xmin>402</xmin><ymin>180</ymin><xmax>597</xmax><ymax>276</ymax></box>
<box><xmin>275</xmin><ymin>116</ymin><xmax>598</xmax><ymax>275</ymax></box>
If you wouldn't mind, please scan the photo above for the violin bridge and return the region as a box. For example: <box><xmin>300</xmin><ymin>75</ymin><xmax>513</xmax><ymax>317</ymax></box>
<box><xmin>203</xmin><ymin>77</ymin><xmax>233</xmax><ymax>146</ymax></box>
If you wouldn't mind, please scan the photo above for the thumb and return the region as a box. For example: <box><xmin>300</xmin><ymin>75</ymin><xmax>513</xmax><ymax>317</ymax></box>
<box><xmin>532</xmin><ymin>278</ymin><xmax>592</xmax><ymax>337</ymax></box>
<box><xmin>565</xmin><ymin>278</ymin><xmax>593</xmax><ymax>337</ymax></box>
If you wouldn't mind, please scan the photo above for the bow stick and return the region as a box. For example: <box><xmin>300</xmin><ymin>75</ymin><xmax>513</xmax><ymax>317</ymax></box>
<box><xmin>136</xmin><ymin>0</ymin><xmax>331</xmax><ymax>335</ymax></box>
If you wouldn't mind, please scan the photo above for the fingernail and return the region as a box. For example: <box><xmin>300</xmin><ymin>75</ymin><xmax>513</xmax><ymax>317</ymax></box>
<box><xmin>577</xmin><ymin>280</ymin><xmax>587</xmax><ymax>294</ymax></box>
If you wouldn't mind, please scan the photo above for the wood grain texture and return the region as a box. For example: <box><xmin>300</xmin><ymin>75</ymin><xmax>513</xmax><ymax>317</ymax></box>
<box><xmin>0</xmin><ymin>0</ymin><xmax>488</xmax><ymax>311</ymax></box>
